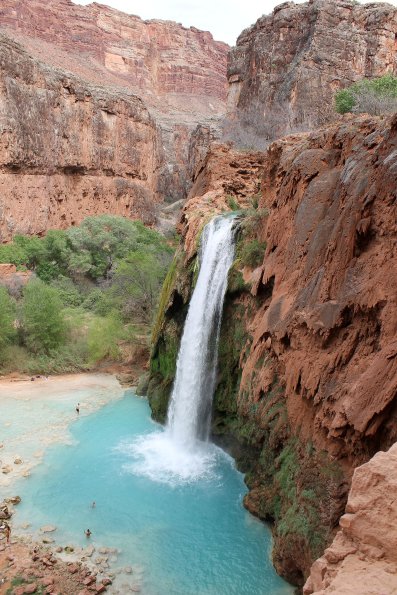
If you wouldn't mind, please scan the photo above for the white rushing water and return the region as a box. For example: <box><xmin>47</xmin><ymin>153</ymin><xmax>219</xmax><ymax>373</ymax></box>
<box><xmin>167</xmin><ymin>215</ymin><xmax>237</xmax><ymax>446</ymax></box>
<box><xmin>131</xmin><ymin>215</ymin><xmax>237</xmax><ymax>483</ymax></box>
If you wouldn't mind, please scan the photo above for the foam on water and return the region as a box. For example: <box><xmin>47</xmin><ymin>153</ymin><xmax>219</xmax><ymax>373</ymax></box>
<box><xmin>123</xmin><ymin>430</ymin><xmax>219</xmax><ymax>485</ymax></box>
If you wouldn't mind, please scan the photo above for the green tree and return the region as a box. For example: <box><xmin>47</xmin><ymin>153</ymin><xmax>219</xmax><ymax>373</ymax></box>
<box><xmin>110</xmin><ymin>250</ymin><xmax>171</xmax><ymax>323</ymax></box>
<box><xmin>66</xmin><ymin>215</ymin><xmax>172</xmax><ymax>280</ymax></box>
<box><xmin>23</xmin><ymin>280</ymin><xmax>65</xmax><ymax>353</ymax></box>
<box><xmin>87</xmin><ymin>314</ymin><xmax>123</xmax><ymax>363</ymax></box>
<box><xmin>0</xmin><ymin>287</ymin><xmax>16</xmax><ymax>353</ymax></box>
<box><xmin>335</xmin><ymin>89</ymin><xmax>356</xmax><ymax>114</ymax></box>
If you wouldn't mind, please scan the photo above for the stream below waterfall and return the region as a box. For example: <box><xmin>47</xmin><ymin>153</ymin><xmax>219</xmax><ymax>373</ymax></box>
<box><xmin>3</xmin><ymin>387</ymin><xmax>293</xmax><ymax>595</ymax></box>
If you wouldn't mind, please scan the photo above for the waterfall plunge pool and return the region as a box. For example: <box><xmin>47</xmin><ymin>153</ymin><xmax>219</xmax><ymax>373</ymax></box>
<box><xmin>3</xmin><ymin>385</ymin><xmax>293</xmax><ymax>595</ymax></box>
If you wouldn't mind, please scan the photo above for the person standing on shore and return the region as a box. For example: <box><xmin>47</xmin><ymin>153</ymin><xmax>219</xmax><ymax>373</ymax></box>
<box><xmin>75</xmin><ymin>403</ymin><xmax>80</xmax><ymax>414</ymax></box>
<box><xmin>4</xmin><ymin>522</ymin><xmax>10</xmax><ymax>545</ymax></box>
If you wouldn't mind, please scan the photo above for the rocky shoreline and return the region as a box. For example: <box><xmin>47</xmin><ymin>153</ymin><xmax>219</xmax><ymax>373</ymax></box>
<box><xmin>0</xmin><ymin>374</ymin><xmax>144</xmax><ymax>594</ymax></box>
<box><xmin>0</xmin><ymin>497</ymin><xmax>143</xmax><ymax>594</ymax></box>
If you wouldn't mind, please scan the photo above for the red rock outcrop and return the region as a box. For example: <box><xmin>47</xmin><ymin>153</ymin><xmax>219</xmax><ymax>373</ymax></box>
<box><xmin>237</xmin><ymin>113</ymin><xmax>397</xmax><ymax>582</ymax></box>
<box><xmin>0</xmin><ymin>0</ymin><xmax>228</xmax><ymax>238</ymax></box>
<box><xmin>304</xmin><ymin>442</ymin><xmax>397</xmax><ymax>595</ymax></box>
<box><xmin>250</xmin><ymin>113</ymin><xmax>397</xmax><ymax>465</ymax></box>
<box><xmin>179</xmin><ymin>143</ymin><xmax>265</xmax><ymax>259</ymax></box>
<box><xmin>0</xmin><ymin>0</ymin><xmax>227</xmax><ymax>108</ymax></box>
<box><xmin>226</xmin><ymin>0</ymin><xmax>397</xmax><ymax>146</ymax></box>
<box><xmin>0</xmin><ymin>263</ymin><xmax>32</xmax><ymax>292</ymax></box>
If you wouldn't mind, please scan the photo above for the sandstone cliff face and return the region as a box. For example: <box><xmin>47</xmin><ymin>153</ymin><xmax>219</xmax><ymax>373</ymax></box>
<box><xmin>147</xmin><ymin>114</ymin><xmax>397</xmax><ymax>585</ymax></box>
<box><xmin>304</xmin><ymin>442</ymin><xmax>397</xmax><ymax>595</ymax></box>
<box><xmin>0</xmin><ymin>0</ymin><xmax>227</xmax><ymax>107</ymax></box>
<box><xmin>0</xmin><ymin>32</ymin><xmax>160</xmax><ymax>240</ymax></box>
<box><xmin>226</xmin><ymin>0</ymin><xmax>397</xmax><ymax>146</ymax></box>
<box><xmin>0</xmin><ymin>0</ymin><xmax>228</xmax><ymax>234</ymax></box>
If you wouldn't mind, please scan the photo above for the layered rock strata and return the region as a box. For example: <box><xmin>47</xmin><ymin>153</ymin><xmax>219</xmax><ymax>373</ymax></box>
<box><xmin>0</xmin><ymin>0</ymin><xmax>228</xmax><ymax>239</ymax></box>
<box><xmin>226</xmin><ymin>0</ymin><xmax>397</xmax><ymax>147</ymax></box>
<box><xmin>147</xmin><ymin>114</ymin><xmax>397</xmax><ymax>585</ymax></box>
<box><xmin>0</xmin><ymin>33</ymin><xmax>159</xmax><ymax>240</ymax></box>
<box><xmin>304</xmin><ymin>443</ymin><xmax>397</xmax><ymax>595</ymax></box>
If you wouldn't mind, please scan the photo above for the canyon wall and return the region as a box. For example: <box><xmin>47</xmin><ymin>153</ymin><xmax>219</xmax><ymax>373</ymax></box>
<box><xmin>146</xmin><ymin>113</ymin><xmax>397</xmax><ymax>586</ymax></box>
<box><xmin>0</xmin><ymin>0</ymin><xmax>228</xmax><ymax>239</ymax></box>
<box><xmin>0</xmin><ymin>32</ymin><xmax>160</xmax><ymax>240</ymax></box>
<box><xmin>226</xmin><ymin>0</ymin><xmax>397</xmax><ymax>147</ymax></box>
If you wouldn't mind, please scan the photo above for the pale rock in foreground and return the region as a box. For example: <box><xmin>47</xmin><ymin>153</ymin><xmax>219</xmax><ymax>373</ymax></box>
<box><xmin>304</xmin><ymin>442</ymin><xmax>397</xmax><ymax>594</ymax></box>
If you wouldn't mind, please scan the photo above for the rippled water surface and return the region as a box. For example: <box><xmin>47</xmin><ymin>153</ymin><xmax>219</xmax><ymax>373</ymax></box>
<box><xmin>5</xmin><ymin>387</ymin><xmax>293</xmax><ymax>595</ymax></box>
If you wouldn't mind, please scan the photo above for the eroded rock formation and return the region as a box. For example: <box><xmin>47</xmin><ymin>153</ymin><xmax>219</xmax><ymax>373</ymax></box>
<box><xmin>147</xmin><ymin>114</ymin><xmax>397</xmax><ymax>585</ymax></box>
<box><xmin>304</xmin><ymin>442</ymin><xmax>397</xmax><ymax>595</ymax></box>
<box><xmin>0</xmin><ymin>0</ymin><xmax>228</xmax><ymax>239</ymax></box>
<box><xmin>0</xmin><ymin>33</ymin><xmax>160</xmax><ymax>240</ymax></box>
<box><xmin>226</xmin><ymin>0</ymin><xmax>397</xmax><ymax>146</ymax></box>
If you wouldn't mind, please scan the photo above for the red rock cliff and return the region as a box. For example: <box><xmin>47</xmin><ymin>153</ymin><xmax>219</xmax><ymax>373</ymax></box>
<box><xmin>0</xmin><ymin>32</ymin><xmax>160</xmax><ymax>240</ymax></box>
<box><xmin>0</xmin><ymin>0</ymin><xmax>228</xmax><ymax>239</ymax></box>
<box><xmin>226</xmin><ymin>0</ymin><xmax>397</xmax><ymax>145</ymax></box>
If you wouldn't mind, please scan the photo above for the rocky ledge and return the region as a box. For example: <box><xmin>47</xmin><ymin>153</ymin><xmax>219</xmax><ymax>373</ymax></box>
<box><xmin>304</xmin><ymin>442</ymin><xmax>397</xmax><ymax>595</ymax></box>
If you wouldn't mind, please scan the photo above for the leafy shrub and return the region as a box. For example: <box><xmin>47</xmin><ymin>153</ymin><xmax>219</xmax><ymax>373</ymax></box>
<box><xmin>0</xmin><ymin>287</ymin><xmax>16</xmax><ymax>353</ymax></box>
<box><xmin>240</xmin><ymin>240</ymin><xmax>267</xmax><ymax>268</ymax></box>
<box><xmin>110</xmin><ymin>249</ymin><xmax>171</xmax><ymax>324</ymax></box>
<box><xmin>87</xmin><ymin>314</ymin><xmax>123</xmax><ymax>363</ymax></box>
<box><xmin>335</xmin><ymin>74</ymin><xmax>397</xmax><ymax>115</ymax></box>
<box><xmin>226</xmin><ymin>195</ymin><xmax>240</xmax><ymax>211</ymax></box>
<box><xmin>0</xmin><ymin>215</ymin><xmax>173</xmax><ymax>373</ymax></box>
<box><xmin>50</xmin><ymin>276</ymin><xmax>83</xmax><ymax>307</ymax></box>
<box><xmin>22</xmin><ymin>280</ymin><xmax>65</xmax><ymax>353</ymax></box>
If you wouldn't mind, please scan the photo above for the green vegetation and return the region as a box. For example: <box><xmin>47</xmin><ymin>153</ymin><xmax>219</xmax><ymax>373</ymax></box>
<box><xmin>0</xmin><ymin>286</ymin><xmax>16</xmax><ymax>353</ymax></box>
<box><xmin>226</xmin><ymin>195</ymin><xmax>240</xmax><ymax>211</ymax></box>
<box><xmin>23</xmin><ymin>281</ymin><xmax>65</xmax><ymax>353</ymax></box>
<box><xmin>0</xmin><ymin>215</ymin><xmax>174</xmax><ymax>375</ymax></box>
<box><xmin>240</xmin><ymin>239</ymin><xmax>267</xmax><ymax>268</ymax></box>
<box><xmin>6</xmin><ymin>575</ymin><xmax>46</xmax><ymax>595</ymax></box>
<box><xmin>335</xmin><ymin>74</ymin><xmax>397</xmax><ymax>115</ymax></box>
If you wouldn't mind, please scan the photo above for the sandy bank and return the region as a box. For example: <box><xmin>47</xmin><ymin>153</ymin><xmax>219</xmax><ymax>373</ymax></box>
<box><xmin>0</xmin><ymin>373</ymin><xmax>125</xmax><ymax>489</ymax></box>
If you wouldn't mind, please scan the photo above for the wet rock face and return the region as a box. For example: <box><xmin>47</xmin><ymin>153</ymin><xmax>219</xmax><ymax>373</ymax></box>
<box><xmin>226</xmin><ymin>0</ymin><xmax>397</xmax><ymax>145</ymax></box>
<box><xmin>0</xmin><ymin>0</ymin><xmax>229</xmax><ymax>238</ymax></box>
<box><xmin>255</xmin><ymin>114</ymin><xmax>397</xmax><ymax>465</ymax></box>
<box><xmin>304</xmin><ymin>442</ymin><xmax>397</xmax><ymax>595</ymax></box>
<box><xmin>231</xmin><ymin>114</ymin><xmax>397</xmax><ymax>583</ymax></box>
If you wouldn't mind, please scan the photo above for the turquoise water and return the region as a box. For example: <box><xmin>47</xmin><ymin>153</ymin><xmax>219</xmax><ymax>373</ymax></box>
<box><xmin>7</xmin><ymin>390</ymin><xmax>292</xmax><ymax>595</ymax></box>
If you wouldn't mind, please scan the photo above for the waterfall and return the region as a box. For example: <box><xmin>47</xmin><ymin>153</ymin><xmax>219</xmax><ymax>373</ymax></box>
<box><xmin>167</xmin><ymin>215</ymin><xmax>236</xmax><ymax>447</ymax></box>
<box><xmin>130</xmin><ymin>215</ymin><xmax>237</xmax><ymax>483</ymax></box>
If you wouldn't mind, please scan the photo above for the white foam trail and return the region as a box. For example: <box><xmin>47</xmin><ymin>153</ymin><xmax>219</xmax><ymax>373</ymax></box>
<box><xmin>123</xmin><ymin>431</ymin><xmax>219</xmax><ymax>486</ymax></box>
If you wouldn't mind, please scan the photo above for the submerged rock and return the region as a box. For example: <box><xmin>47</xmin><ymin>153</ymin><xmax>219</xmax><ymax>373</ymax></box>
<box><xmin>40</xmin><ymin>525</ymin><xmax>57</xmax><ymax>533</ymax></box>
<box><xmin>5</xmin><ymin>496</ymin><xmax>21</xmax><ymax>505</ymax></box>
